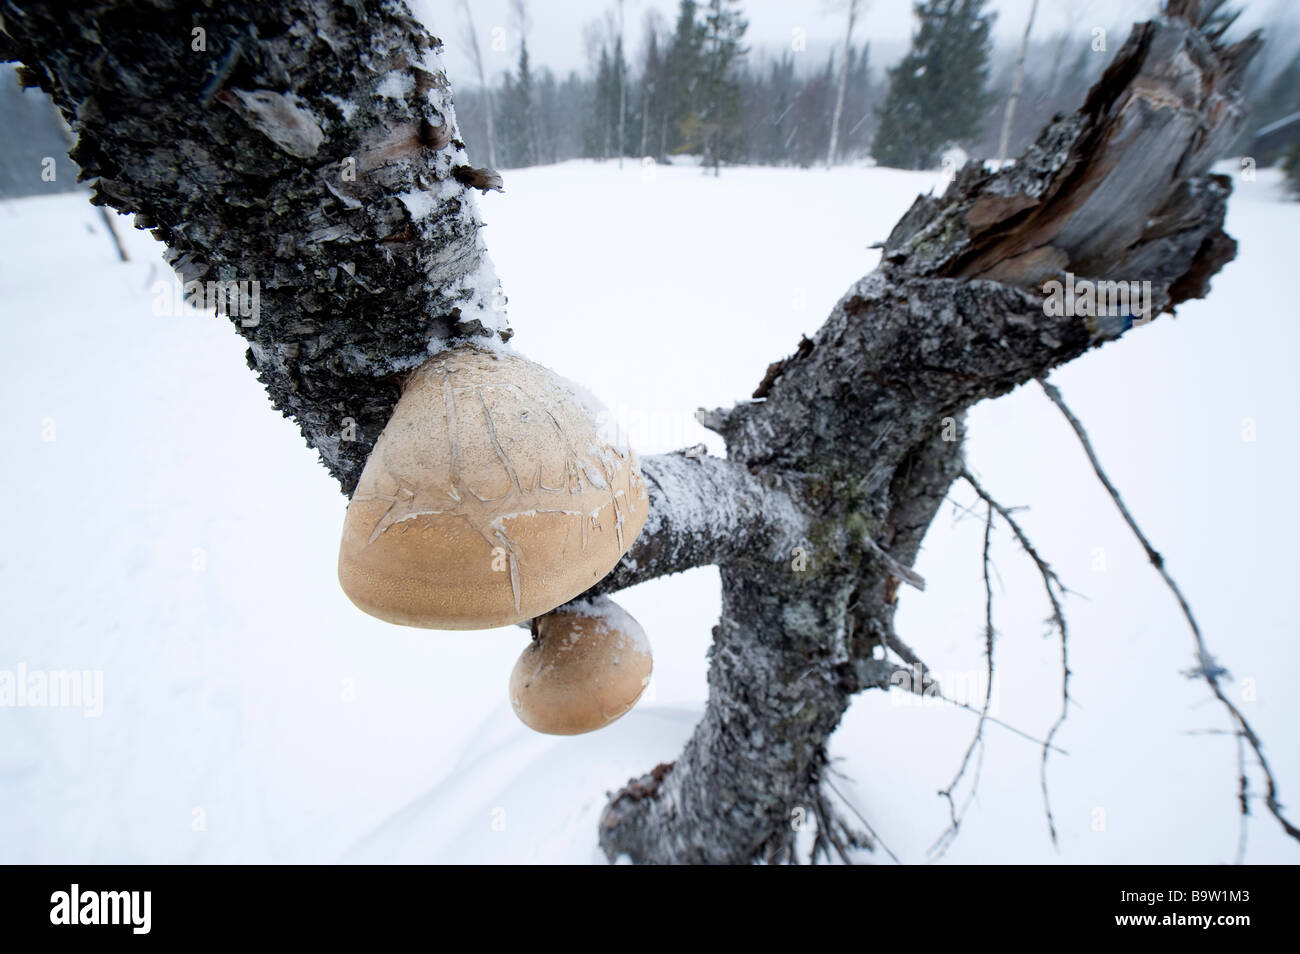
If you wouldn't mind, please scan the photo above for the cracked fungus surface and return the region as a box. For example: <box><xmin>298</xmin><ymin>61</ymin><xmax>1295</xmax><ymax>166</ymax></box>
<box><xmin>338</xmin><ymin>348</ymin><xmax>649</xmax><ymax>629</ymax></box>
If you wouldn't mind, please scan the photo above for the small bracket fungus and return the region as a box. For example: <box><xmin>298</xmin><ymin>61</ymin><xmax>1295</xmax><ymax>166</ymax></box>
<box><xmin>509</xmin><ymin>597</ymin><xmax>653</xmax><ymax>735</ymax></box>
<box><xmin>338</xmin><ymin>346</ymin><xmax>648</xmax><ymax>629</ymax></box>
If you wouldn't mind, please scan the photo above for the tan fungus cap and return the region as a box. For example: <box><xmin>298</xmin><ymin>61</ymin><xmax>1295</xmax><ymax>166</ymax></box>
<box><xmin>338</xmin><ymin>346</ymin><xmax>648</xmax><ymax>629</ymax></box>
<box><xmin>509</xmin><ymin>597</ymin><xmax>653</xmax><ymax>735</ymax></box>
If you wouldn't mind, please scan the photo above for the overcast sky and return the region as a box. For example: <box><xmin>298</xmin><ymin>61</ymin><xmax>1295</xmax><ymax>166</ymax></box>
<box><xmin>412</xmin><ymin>0</ymin><xmax>1294</xmax><ymax>89</ymax></box>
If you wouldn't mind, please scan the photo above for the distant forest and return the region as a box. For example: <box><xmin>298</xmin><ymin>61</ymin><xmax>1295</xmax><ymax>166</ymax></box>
<box><xmin>448</xmin><ymin>0</ymin><xmax>1300</xmax><ymax>176</ymax></box>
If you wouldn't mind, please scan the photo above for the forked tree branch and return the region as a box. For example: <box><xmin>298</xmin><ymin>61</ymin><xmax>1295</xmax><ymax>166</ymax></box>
<box><xmin>599</xmin><ymin>7</ymin><xmax>1271</xmax><ymax>863</ymax></box>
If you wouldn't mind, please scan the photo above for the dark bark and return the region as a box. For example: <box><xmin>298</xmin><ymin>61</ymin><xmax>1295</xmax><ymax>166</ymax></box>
<box><xmin>3</xmin><ymin>2</ymin><xmax>1262</xmax><ymax>863</ymax></box>
<box><xmin>2</xmin><ymin>0</ymin><xmax>509</xmax><ymax>495</ymax></box>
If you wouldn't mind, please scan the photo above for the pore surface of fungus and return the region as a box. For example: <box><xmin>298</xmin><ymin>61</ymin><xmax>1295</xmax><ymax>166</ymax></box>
<box><xmin>339</xmin><ymin>347</ymin><xmax>648</xmax><ymax>629</ymax></box>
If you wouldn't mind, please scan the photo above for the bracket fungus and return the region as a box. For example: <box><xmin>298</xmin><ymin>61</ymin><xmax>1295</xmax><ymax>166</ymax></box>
<box><xmin>338</xmin><ymin>346</ymin><xmax>648</xmax><ymax>629</ymax></box>
<box><xmin>510</xmin><ymin>598</ymin><xmax>653</xmax><ymax>735</ymax></box>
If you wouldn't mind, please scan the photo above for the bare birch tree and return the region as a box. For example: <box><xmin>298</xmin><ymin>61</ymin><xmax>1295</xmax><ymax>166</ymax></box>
<box><xmin>826</xmin><ymin>0</ymin><xmax>861</xmax><ymax>167</ymax></box>
<box><xmin>458</xmin><ymin>0</ymin><xmax>497</xmax><ymax>170</ymax></box>
<box><xmin>996</xmin><ymin>0</ymin><xmax>1038</xmax><ymax>162</ymax></box>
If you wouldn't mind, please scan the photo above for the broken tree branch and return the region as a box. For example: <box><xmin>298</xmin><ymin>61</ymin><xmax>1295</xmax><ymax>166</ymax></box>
<box><xmin>600</xmin><ymin>7</ymin><xmax>1266</xmax><ymax>864</ymax></box>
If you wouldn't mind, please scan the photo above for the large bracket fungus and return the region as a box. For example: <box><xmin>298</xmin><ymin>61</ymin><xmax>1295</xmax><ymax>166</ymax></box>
<box><xmin>338</xmin><ymin>347</ymin><xmax>649</xmax><ymax>630</ymax></box>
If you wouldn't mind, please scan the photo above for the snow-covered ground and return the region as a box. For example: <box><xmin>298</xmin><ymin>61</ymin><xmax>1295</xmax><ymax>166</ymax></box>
<box><xmin>1</xmin><ymin>159</ymin><xmax>1296</xmax><ymax>864</ymax></box>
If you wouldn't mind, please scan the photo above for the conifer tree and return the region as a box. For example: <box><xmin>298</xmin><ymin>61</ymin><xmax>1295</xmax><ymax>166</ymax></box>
<box><xmin>499</xmin><ymin>39</ymin><xmax>538</xmax><ymax>167</ymax></box>
<box><xmin>686</xmin><ymin>0</ymin><xmax>747</xmax><ymax>175</ymax></box>
<box><xmin>871</xmin><ymin>0</ymin><xmax>995</xmax><ymax>170</ymax></box>
<box><xmin>639</xmin><ymin>29</ymin><xmax>663</xmax><ymax>158</ymax></box>
<box><xmin>662</xmin><ymin>0</ymin><xmax>706</xmax><ymax>158</ymax></box>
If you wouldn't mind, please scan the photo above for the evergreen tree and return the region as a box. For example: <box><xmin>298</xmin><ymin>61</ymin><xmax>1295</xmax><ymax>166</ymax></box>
<box><xmin>639</xmin><ymin>29</ymin><xmax>663</xmax><ymax>158</ymax></box>
<box><xmin>613</xmin><ymin>33</ymin><xmax>629</xmax><ymax>160</ymax></box>
<box><xmin>737</xmin><ymin>53</ymin><xmax>783</xmax><ymax>165</ymax></box>
<box><xmin>499</xmin><ymin>39</ymin><xmax>538</xmax><ymax>167</ymax></box>
<box><xmin>684</xmin><ymin>0</ymin><xmax>747</xmax><ymax>174</ymax></box>
<box><xmin>762</xmin><ymin>53</ymin><xmax>798</xmax><ymax>165</ymax></box>
<box><xmin>1253</xmin><ymin>54</ymin><xmax>1300</xmax><ymax>132</ymax></box>
<box><xmin>871</xmin><ymin>0</ymin><xmax>995</xmax><ymax>170</ymax></box>
<box><xmin>584</xmin><ymin>46</ymin><xmax>615</xmax><ymax>160</ymax></box>
<box><xmin>788</xmin><ymin>51</ymin><xmax>833</xmax><ymax>168</ymax></box>
<box><xmin>662</xmin><ymin>0</ymin><xmax>706</xmax><ymax>158</ymax></box>
<box><xmin>840</xmin><ymin>42</ymin><xmax>874</xmax><ymax>159</ymax></box>
<box><xmin>553</xmin><ymin>70</ymin><xmax>588</xmax><ymax>160</ymax></box>
<box><xmin>533</xmin><ymin>67</ymin><xmax>557</xmax><ymax>165</ymax></box>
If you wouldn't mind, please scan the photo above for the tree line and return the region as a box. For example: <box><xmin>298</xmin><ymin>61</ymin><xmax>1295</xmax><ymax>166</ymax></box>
<box><xmin>453</xmin><ymin>0</ymin><xmax>1300</xmax><ymax>179</ymax></box>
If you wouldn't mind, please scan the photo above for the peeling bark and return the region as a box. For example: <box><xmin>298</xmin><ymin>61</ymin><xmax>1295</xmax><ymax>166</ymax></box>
<box><xmin>2</xmin><ymin>0</ymin><xmax>508</xmax><ymax>494</ymax></box>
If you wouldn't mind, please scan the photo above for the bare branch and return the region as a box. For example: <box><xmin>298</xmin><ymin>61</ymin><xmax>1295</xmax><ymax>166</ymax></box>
<box><xmin>1236</xmin><ymin>731</ymin><xmax>1250</xmax><ymax>865</ymax></box>
<box><xmin>588</xmin><ymin>451</ymin><xmax>809</xmax><ymax>596</ymax></box>
<box><xmin>961</xmin><ymin>468</ymin><xmax>1073</xmax><ymax>847</ymax></box>
<box><xmin>930</xmin><ymin>503</ymin><xmax>997</xmax><ymax>859</ymax></box>
<box><xmin>937</xmin><ymin>695</ymin><xmax>1069</xmax><ymax>756</ymax></box>
<box><xmin>878</xmin><ymin>628</ymin><xmax>929</xmax><ymax>671</ymax></box>
<box><xmin>863</xmin><ymin>536</ymin><xmax>926</xmax><ymax>591</ymax></box>
<box><xmin>1039</xmin><ymin>377</ymin><xmax>1300</xmax><ymax>845</ymax></box>
<box><xmin>824</xmin><ymin>773</ymin><xmax>901</xmax><ymax>865</ymax></box>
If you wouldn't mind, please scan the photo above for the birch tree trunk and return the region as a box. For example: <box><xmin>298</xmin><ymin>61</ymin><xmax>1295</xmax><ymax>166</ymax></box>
<box><xmin>996</xmin><ymin>0</ymin><xmax>1038</xmax><ymax>163</ymax></box>
<box><xmin>458</xmin><ymin>0</ymin><xmax>498</xmax><ymax>170</ymax></box>
<box><xmin>2</xmin><ymin>0</ymin><xmax>1261</xmax><ymax>863</ymax></box>
<box><xmin>2</xmin><ymin>0</ymin><xmax>510</xmax><ymax>496</ymax></box>
<box><xmin>826</xmin><ymin>0</ymin><xmax>859</xmax><ymax>168</ymax></box>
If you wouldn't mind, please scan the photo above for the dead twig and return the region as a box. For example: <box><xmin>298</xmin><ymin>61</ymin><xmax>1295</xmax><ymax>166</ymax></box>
<box><xmin>824</xmin><ymin>773</ymin><xmax>902</xmax><ymax>865</ymax></box>
<box><xmin>960</xmin><ymin>468</ymin><xmax>1073</xmax><ymax>847</ymax></box>
<box><xmin>1236</xmin><ymin>731</ymin><xmax>1250</xmax><ymax>865</ymax></box>
<box><xmin>929</xmin><ymin>503</ymin><xmax>996</xmax><ymax>859</ymax></box>
<box><xmin>1039</xmin><ymin>376</ymin><xmax>1300</xmax><ymax>847</ymax></box>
